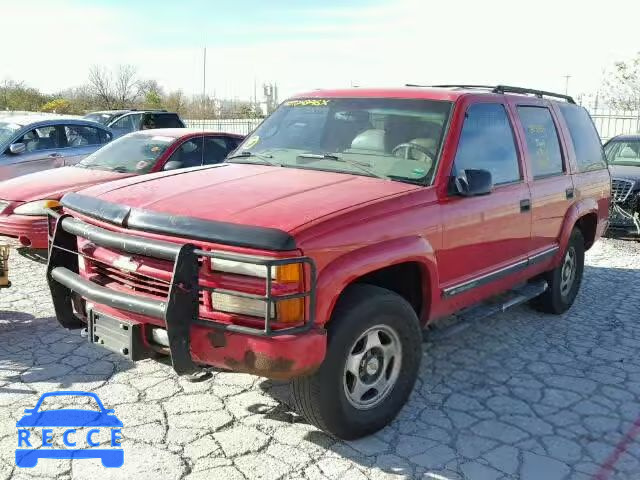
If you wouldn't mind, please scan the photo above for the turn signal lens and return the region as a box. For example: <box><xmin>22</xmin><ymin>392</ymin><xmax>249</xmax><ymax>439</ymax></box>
<box><xmin>277</xmin><ymin>298</ymin><xmax>304</xmax><ymax>323</ymax></box>
<box><xmin>275</xmin><ymin>263</ymin><xmax>302</xmax><ymax>283</ymax></box>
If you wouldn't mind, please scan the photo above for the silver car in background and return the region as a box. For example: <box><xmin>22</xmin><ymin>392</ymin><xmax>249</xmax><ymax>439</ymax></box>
<box><xmin>0</xmin><ymin>115</ymin><xmax>113</xmax><ymax>181</ymax></box>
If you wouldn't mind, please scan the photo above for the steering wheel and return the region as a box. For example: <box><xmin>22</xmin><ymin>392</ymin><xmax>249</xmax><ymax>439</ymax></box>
<box><xmin>392</xmin><ymin>142</ymin><xmax>436</xmax><ymax>161</ymax></box>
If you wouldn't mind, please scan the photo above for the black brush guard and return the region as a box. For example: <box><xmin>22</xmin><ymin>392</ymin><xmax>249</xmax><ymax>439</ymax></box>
<box><xmin>46</xmin><ymin>209</ymin><xmax>317</xmax><ymax>375</ymax></box>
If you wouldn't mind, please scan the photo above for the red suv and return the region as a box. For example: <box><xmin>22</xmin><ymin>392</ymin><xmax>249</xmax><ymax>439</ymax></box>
<box><xmin>46</xmin><ymin>85</ymin><xmax>610</xmax><ymax>439</ymax></box>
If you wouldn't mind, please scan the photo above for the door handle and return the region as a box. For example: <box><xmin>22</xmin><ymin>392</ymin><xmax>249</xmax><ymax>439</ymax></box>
<box><xmin>48</xmin><ymin>153</ymin><xmax>63</xmax><ymax>158</ymax></box>
<box><xmin>565</xmin><ymin>187</ymin><xmax>575</xmax><ymax>200</ymax></box>
<box><xmin>520</xmin><ymin>199</ymin><xmax>531</xmax><ymax>212</ymax></box>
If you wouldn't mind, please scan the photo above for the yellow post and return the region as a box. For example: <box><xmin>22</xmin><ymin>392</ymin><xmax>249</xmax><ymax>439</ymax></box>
<box><xmin>0</xmin><ymin>245</ymin><xmax>10</xmax><ymax>288</ymax></box>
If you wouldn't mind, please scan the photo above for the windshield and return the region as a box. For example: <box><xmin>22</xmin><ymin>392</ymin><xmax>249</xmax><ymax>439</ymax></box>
<box><xmin>230</xmin><ymin>97</ymin><xmax>452</xmax><ymax>184</ymax></box>
<box><xmin>83</xmin><ymin>112</ymin><xmax>120</xmax><ymax>126</ymax></box>
<box><xmin>77</xmin><ymin>132</ymin><xmax>174</xmax><ymax>173</ymax></box>
<box><xmin>606</xmin><ymin>139</ymin><xmax>640</xmax><ymax>166</ymax></box>
<box><xmin>0</xmin><ymin>122</ymin><xmax>22</xmax><ymax>146</ymax></box>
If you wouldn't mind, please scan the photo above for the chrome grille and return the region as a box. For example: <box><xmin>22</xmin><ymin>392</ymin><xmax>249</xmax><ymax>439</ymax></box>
<box><xmin>92</xmin><ymin>262</ymin><xmax>205</xmax><ymax>305</ymax></box>
<box><xmin>611</xmin><ymin>178</ymin><xmax>635</xmax><ymax>203</ymax></box>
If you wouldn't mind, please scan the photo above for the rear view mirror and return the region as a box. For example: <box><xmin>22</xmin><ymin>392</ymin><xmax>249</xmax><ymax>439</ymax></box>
<box><xmin>9</xmin><ymin>143</ymin><xmax>25</xmax><ymax>155</ymax></box>
<box><xmin>163</xmin><ymin>160</ymin><xmax>183</xmax><ymax>171</ymax></box>
<box><xmin>453</xmin><ymin>169</ymin><xmax>493</xmax><ymax>196</ymax></box>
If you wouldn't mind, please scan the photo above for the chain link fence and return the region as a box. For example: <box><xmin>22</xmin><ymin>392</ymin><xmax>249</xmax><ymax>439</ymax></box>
<box><xmin>184</xmin><ymin>118</ymin><xmax>262</xmax><ymax>136</ymax></box>
<box><xmin>583</xmin><ymin>107</ymin><xmax>640</xmax><ymax>142</ymax></box>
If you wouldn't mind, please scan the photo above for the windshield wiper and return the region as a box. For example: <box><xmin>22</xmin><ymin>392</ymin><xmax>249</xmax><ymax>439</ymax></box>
<box><xmin>226</xmin><ymin>151</ymin><xmax>280</xmax><ymax>167</ymax></box>
<box><xmin>296</xmin><ymin>153</ymin><xmax>389</xmax><ymax>181</ymax></box>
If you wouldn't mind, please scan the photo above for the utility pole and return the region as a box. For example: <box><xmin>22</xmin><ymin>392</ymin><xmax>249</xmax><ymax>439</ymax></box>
<box><xmin>201</xmin><ymin>46</ymin><xmax>207</xmax><ymax>122</ymax></box>
<box><xmin>563</xmin><ymin>74</ymin><xmax>571</xmax><ymax>95</ymax></box>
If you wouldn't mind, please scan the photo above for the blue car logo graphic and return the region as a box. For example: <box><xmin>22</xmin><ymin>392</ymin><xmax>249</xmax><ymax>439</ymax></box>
<box><xmin>15</xmin><ymin>391</ymin><xmax>123</xmax><ymax>468</ymax></box>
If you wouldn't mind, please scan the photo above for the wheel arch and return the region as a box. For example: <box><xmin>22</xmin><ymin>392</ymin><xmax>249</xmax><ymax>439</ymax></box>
<box><xmin>314</xmin><ymin>236</ymin><xmax>439</xmax><ymax>327</ymax></box>
<box><xmin>558</xmin><ymin>198</ymin><xmax>600</xmax><ymax>259</ymax></box>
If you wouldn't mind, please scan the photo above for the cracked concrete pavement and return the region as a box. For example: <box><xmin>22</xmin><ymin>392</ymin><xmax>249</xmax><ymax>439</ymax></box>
<box><xmin>1</xmin><ymin>238</ymin><xmax>639</xmax><ymax>479</ymax></box>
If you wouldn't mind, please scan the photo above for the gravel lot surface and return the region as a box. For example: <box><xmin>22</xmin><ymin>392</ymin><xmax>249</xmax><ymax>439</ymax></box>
<box><xmin>1</xmin><ymin>238</ymin><xmax>639</xmax><ymax>480</ymax></box>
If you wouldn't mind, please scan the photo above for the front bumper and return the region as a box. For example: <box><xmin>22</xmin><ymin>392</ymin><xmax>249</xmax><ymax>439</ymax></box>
<box><xmin>0</xmin><ymin>215</ymin><xmax>48</xmax><ymax>248</ymax></box>
<box><xmin>46</xmin><ymin>210</ymin><xmax>324</xmax><ymax>379</ymax></box>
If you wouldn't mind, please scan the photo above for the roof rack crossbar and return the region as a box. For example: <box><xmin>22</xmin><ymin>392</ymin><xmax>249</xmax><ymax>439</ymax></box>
<box><xmin>406</xmin><ymin>84</ymin><xmax>576</xmax><ymax>104</ymax></box>
<box><xmin>428</xmin><ymin>84</ymin><xmax>497</xmax><ymax>90</ymax></box>
<box><xmin>493</xmin><ymin>85</ymin><xmax>575</xmax><ymax>104</ymax></box>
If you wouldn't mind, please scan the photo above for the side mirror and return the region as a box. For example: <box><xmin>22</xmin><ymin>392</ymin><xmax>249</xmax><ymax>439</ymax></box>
<box><xmin>163</xmin><ymin>160</ymin><xmax>183</xmax><ymax>171</ymax></box>
<box><xmin>9</xmin><ymin>143</ymin><xmax>26</xmax><ymax>155</ymax></box>
<box><xmin>453</xmin><ymin>169</ymin><xmax>493</xmax><ymax>196</ymax></box>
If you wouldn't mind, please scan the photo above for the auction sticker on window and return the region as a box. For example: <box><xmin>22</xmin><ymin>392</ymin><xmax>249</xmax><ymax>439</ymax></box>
<box><xmin>284</xmin><ymin>99</ymin><xmax>330</xmax><ymax>107</ymax></box>
<box><xmin>242</xmin><ymin>135</ymin><xmax>260</xmax><ymax>149</ymax></box>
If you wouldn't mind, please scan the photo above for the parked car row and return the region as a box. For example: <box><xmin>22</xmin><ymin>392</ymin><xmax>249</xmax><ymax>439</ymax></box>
<box><xmin>0</xmin><ymin>129</ymin><xmax>242</xmax><ymax>247</ymax></box>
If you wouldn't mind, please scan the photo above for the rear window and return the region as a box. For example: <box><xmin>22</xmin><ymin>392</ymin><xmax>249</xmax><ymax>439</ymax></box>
<box><xmin>149</xmin><ymin>114</ymin><xmax>184</xmax><ymax>128</ymax></box>
<box><xmin>558</xmin><ymin>104</ymin><xmax>606</xmax><ymax>172</ymax></box>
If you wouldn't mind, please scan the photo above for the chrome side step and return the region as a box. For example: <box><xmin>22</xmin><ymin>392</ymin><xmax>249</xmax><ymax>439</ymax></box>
<box><xmin>424</xmin><ymin>280</ymin><xmax>548</xmax><ymax>341</ymax></box>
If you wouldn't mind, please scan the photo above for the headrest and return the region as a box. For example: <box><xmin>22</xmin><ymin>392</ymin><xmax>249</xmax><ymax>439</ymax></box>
<box><xmin>350</xmin><ymin>129</ymin><xmax>386</xmax><ymax>151</ymax></box>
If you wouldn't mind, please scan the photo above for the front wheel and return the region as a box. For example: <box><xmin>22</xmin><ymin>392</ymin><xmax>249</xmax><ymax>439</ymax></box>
<box><xmin>531</xmin><ymin>228</ymin><xmax>585</xmax><ymax>314</ymax></box>
<box><xmin>292</xmin><ymin>284</ymin><xmax>422</xmax><ymax>439</ymax></box>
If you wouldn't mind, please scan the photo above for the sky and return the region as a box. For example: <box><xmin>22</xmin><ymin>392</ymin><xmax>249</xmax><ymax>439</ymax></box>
<box><xmin>2</xmin><ymin>0</ymin><xmax>639</xmax><ymax>102</ymax></box>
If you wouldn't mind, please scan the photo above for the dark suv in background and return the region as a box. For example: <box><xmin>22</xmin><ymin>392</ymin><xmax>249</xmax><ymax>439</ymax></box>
<box><xmin>604</xmin><ymin>134</ymin><xmax>640</xmax><ymax>235</ymax></box>
<box><xmin>83</xmin><ymin>110</ymin><xmax>185</xmax><ymax>138</ymax></box>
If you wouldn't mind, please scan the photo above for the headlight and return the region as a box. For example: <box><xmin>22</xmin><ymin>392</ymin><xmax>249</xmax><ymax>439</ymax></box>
<box><xmin>13</xmin><ymin>200</ymin><xmax>61</xmax><ymax>216</ymax></box>
<box><xmin>211</xmin><ymin>292</ymin><xmax>303</xmax><ymax>323</ymax></box>
<box><xmin>211</xmin><ymin>257</ymin><xmax>301</xmax><ymax>283</ymax></box>
<box><xmin>0</xmin><ymin>201</ymin><xmax>9</xmax><ymax>214</ymax></box>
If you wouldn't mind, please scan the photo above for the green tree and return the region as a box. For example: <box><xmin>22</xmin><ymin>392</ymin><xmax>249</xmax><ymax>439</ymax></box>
<box><xmin>41</xmin><ymin>98</ymin><xmax>73</xmax><ymax>114</ymax></box>
<box><xmin>602</xmin><ymin>52</ymin><xmax>640</xmax><ymax>110</ymax></box>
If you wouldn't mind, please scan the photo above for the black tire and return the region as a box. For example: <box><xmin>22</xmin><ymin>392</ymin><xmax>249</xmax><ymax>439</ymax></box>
<box><xmin>291</xmin><ymin>284</ymin><xmax>422</xmax><ymax>440</ymax></box>
<box><xmin>531</xmin><ymin>228</ymin><xmax>585</xmax><ymax>314</ymax></box>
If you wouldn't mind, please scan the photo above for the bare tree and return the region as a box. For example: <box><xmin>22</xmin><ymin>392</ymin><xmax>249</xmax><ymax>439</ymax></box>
<box><xmin>114</xmin><ymin>65</ymin><xmax>140</xmax><ymax>107</ymax></box>
<box><xmin>88</xmin><ymin>65</ymin><xmax>115</xmax><ymax>108</ymax></box>
<box><xmin>602</xmin><ymin>52</ymin><xmax>640</xmax><ymax>110</ymax></box>
<box><xmin>165</xmin><ymin>90</ymin><xmax>187</xmax><ymax>114</ymax></box>
<box><xmin>87</xmin><ymin>64</ymin><xmax>141</xmax><ymax>109</ymax></box>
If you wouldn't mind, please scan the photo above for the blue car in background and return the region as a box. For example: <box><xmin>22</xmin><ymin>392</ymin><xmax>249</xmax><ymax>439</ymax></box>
<box><xmin>0</xmin><ymin>115</ymin><xmax>112</xmax><ymax>181</ymax></box>
<box><xmin>15</xmin><ymin>391</ymin><xmax>123</xmax><ymax>468</ymax></box>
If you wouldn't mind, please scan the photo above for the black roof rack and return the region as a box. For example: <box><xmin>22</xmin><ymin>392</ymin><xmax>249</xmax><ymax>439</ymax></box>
<box><xmin>407</xmin><ymin>84</ymin><xmax>575</xmax><ymax>104</ymax></box>
<box><xmin>493</xmin><ymin>85</ymin><xmax>575</xmax><ymax>104</ymax></box>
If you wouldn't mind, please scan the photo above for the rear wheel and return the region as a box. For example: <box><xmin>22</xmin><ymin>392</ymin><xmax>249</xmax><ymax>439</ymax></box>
<box><xmin>531</xmin><ymin>228</ymin><xmax>585</xmax><ymax>314</ymax></box>
<box><xmin>291</xmin><ymin>284</ymin><xmax>422</xmax><ymax>439</ymax></box>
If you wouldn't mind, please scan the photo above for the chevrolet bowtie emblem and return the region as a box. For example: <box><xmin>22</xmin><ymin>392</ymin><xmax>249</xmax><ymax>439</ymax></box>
<box><xmin>113</xmin><ymin>256</ymin><xmax>139</xmax><ymax>272</ymax></box>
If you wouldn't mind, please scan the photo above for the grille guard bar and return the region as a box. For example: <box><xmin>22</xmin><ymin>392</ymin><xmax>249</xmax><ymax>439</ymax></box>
<box><xmin>46</xmin><ymin>209</ymin><xmax>317</xmax><ymax>375</ymax></box>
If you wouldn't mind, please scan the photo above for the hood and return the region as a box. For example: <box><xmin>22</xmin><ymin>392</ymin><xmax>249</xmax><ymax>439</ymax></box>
<box><xmin>77</xmin><ymin>164</ymin><xmax>419</xmax><ymax>233</ymax></box>
<box><xmin>609</xmin><ymin>164</ymin><xmax>640</xmax><ymax>184</ymax></box>
<box><xmin>0</xmin><ymin>166</ymin><xmax>133</xmax><ymax>202</ymax></box>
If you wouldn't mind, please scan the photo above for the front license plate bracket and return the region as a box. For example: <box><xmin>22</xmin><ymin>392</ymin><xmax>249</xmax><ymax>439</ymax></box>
<box><xmin>88</xmin><ymin>310</ymin><xmax>147</xmax><ymax>361</ymax></box>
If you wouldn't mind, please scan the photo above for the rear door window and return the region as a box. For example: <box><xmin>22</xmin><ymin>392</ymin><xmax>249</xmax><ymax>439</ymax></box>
<box><xmin>110</xmin><ymin>114</ymin><xmax>139</xmax><ymax>135</ymax></box>
<box><xmin>64</xmin><ymin>125</ymin><xmax>109</xmax><ymax>147</ymax></box>
<box><xmin>558</xmin><ymin>104</ymin><xmax>606</xmax><ymax>172</ymax></box>
<box><xmin>517</xmin><ymin>106</ymin><xmax>564</xmax><ymax>178</ymax></box>
<box><xmin>453</xmin><ymin>103</ymin><xmax>521</xmax><ymax>185</ymax></box>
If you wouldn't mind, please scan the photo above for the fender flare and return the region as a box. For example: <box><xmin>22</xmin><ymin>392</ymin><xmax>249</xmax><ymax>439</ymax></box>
<box><xmin>556</xmin><ymin>197</ymin><xmax>599</xmax><ymax>265</ymax></box>
<box><xmin>314</xmin><ymin>235</ymin><xmax>439</xmax><ymax>326</ymax></box>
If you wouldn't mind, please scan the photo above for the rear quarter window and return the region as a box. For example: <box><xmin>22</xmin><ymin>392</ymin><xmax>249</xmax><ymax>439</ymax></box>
<box><xmin>153</xmin><ymin>114</ymin><xmax>184</xmax><ymax>128</ymax></box>
<box><xmin>558</xmin><ymin>104</ymin><xmax>606</xmax><ymax>172</ymax></box>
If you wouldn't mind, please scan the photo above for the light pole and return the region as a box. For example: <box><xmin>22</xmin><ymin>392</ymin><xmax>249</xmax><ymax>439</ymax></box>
<box><xmin>563</xmin><ymin>75</ymin><xmax>571</xmax><ymax>95</ymax></box>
